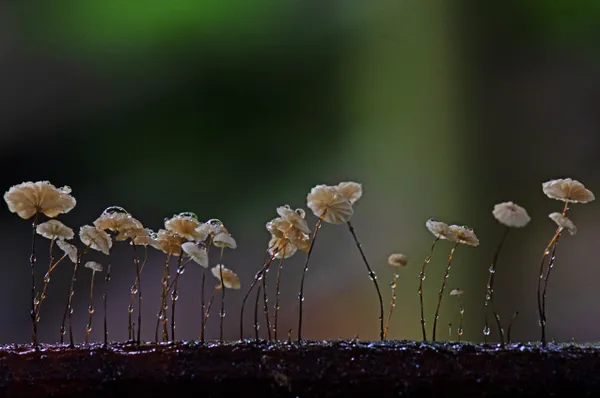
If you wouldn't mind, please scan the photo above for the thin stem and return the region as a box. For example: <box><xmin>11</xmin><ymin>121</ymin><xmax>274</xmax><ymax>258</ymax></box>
<box><xmin>34</xmin><ymin>240</ymin><xmax>59</xmax><ymax>327</ymax></box>
<box><xmin>103</xmin><ymin>246</ymin><xmax>113</xmax><ymax>347</ymax></box>
<box><xmin>62</xmin><ymin>246</ymin><xmax>88</xmax><ymax>346</ymax></box>
<box><xmin>202</xmin><ymin>287</ymin><xmax>218</xmax><ymax>337</ymax></box>
<box><xmin>155</xmin><ymin>254</ymin><xmax>171</xmax><ymax>342</ymax></box>
<box><xmin>536</xmin><ymin>228</ymin><xmax>562</xmax><ymax>346</ymax></box>
<box><xmin>137</xmin><ymin>245</ymin><xmax>146</xmax><ymax>344</ymax></box>
<box><xmin>347</xmin><ymin>221</ymin><xmax>385</xmax><ymax>341</ymax></box>
<box><xmin>85</xmin><ymin>271</ymin><xmax>96</xmax><ymax>344</ymax></box>
<box><xmin>200</xmin><ymin>268</ymin><xmax>207</xmax><ymax>342</ymax></box>
<box><xmin>419</xmin><ymin>238</ymin><xmax>439</xmax><ymax>341</ymax></box>
<box><xmin>541</xmin><ymin>235</ymin><xmax>561</xmax><ymax>345</ymax></box>
<box><xmin>254</xmin><ymin>284</ymin><xmax>262</xmax><ymax>341</ymax></box>
<box><xmin>298</xmin><ymin>217</ymin><xmax>324</xmax><ymax>342</ymax></box>
<box><xmin>29</xmin><ymin>213</ymin><xmax>39</xmax><ymax>347</ymax></box>
<box><xmin>457</xmin><ymin>295</ymin><xmax>464</xmax><ymax>343</ymax></box>
<box><xmin>273</xmin><ymin>251</ymin><xmax>286</xmax><ymax>341</ymax></box>
<box><xmin>170</xmin><ymin>249</ymin><xmax>185</xmax><ymax>342</ymax></box>
<box><xmin>383</xmin><ymin>271</ymin><xmax>399</xmax><ymax>340</ymax></box>
<box><xmin>507</xmin><ymin>311</ymin><xmax>519</xmax><ymax>344</ymax></box>
<box><xmin>432</xmin><ymin>242</ymin><xmax>459</xmax><ymax>342</ymax></box>
<box><xmin>199</xmin><ymin>239</ymin><xmax>212</xmax><ymax>343</ymax></box>
<box><xmin>483</xmin><ymin>227</ymin><xmax>510</xmax><ymax>347</ymax></box>
<box><xmin>261</xmin><ymin>263</ymin><xmax>272</xmax><ymax>341</ymax></box>
<box><xmin>219</xmin><ymin>247</ymin><xmax>225</xmax><ymax>343</ymax></box>
<box><xmin>239</xmin><ymin>250</ymin><xmax>277</xmax><ymax>339</ymax></box>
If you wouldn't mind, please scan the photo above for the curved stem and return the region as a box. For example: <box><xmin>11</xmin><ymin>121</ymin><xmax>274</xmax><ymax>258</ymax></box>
<box><xmin>347</xmin><ymin>221</ymin><xmax>385</xmax><ymax>341</ymax></box>
<box><xmin>457</xmin><ymin>295</ymin><xmax>464</xmax><ymax>343</ymax></box>
<box><xmin>536</xmin><ymin>229</ymin><xmax>562</xmax><ymax>346</ymax></box>
<box><xmin>507</xmin><ymin>311</ymin><xmax>519</xmax><ymax>344</ymax></box>
<box><xmin>218</xmin><ymin>247</ymin><xmax>226</xmax><ymax>343</ymax></box>
<box><xmin>298</xmin><ymin>217</ymin><xmax>324</xmax><ymax>342</ymax></box>
<box><xmin>541</xmin><ymin>234</ymin><xmax>561</xmax><ymax>344</ymax></box>
<box><xmin>483</xmin><ymin>227</ymin><xmax>510</xmax><ymax>346</ymax></box>
<box><xmin>200</xmin><ymin>269</ymin><xmax>207</xmax><ymax>342</ymax></box>
<box><xmin>170</xmin><ymin>249</ymin><xmax>185</xmax><ymax>342</ymax></box>
<box><xmin>85</xmin><ymin>271</ymin><xmax>96</xmax><ymax>344</ymax></box>
<box><xmin>29</xmin><ymin>213</ymin><xmax>39</xmax><ymax>347</ymax></box>
<box><xmin>418</xmin><ymin>238</ymin><xmax>439</xmax><ymax>341</ymax></box>
<box><xmin>202</xmin><ymin>287</ymin><xmax>218</xmax><ymax>337</ymax></box>
<box><xmin>35</xmin><ymin>240</ymin><xmax>58</xmax><ymax>327</ymax></box>
<box><xmin>254</xmin><ymin>284</ymin><xmax>262</xmax><ymax>341</ymax></box>
<box><xmin>261</xmin><ymin>265</ymin><xmax>272</xmax><ymax>341</ymax></box>
<box><xmin>102</xmin><ymin>246</ymin><xmax>113</xmax><ymax>347</ymax></box>
<box><xmin>239</xmin><ymin>250</ymin><xmax>277</xmax><ymax>339</ymax></box>
<box><xmin>383</xmin><ymin>271</ymin><xmax>399</xmax><ymax>340</ymax></box>
<box><xmin>62</xmin><ymin>246</ymin><xmax>88</xmax><ymax>346</ymax></box>
<box><xmin>273</xmin><ymin>252</ymin><xmax>286</xmax><ymax>341</ymax></box>
<box><xmin>432</xmin><ymin>242</ymin><xmax>459</xmax><ymax>342</ymax></box>
<box><xmin>155</xmin><ymin>254</ymin><xmax>171</xmax><ymax>342</ymax></box>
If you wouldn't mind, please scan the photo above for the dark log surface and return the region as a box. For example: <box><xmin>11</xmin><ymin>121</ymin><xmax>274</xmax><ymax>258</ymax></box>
<box><xmin>1</xmin><ymin>340</ymin><xmax>600</xmax><ymax>397</ymax></box>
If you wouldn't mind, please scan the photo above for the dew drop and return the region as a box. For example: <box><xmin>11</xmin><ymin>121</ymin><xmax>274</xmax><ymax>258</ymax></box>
<box><xmin>130</xmin><ymin>286</ymin><xmax>138</xmax><ymax>295</ymax></box>
<box><xmin>60</xmin><ymin>327</ymin><xmax>66</xmax><ymax>336</ymax></box>
<box><xmin>176</xmin><ymin>267</ymin><xmax>185</xmax><ymax>275</ymax></box>
<box><xmin>127</xmin><ymin>305</ymin><xmax>134</xmax><ymax>313</ymax></box>
<box><xmin>488</xmin><ymin>267</ymin><xmax>495</xmax><ymax>274</ymax></box>
<box><xmin>89</xmin><ymin>305</ymin><xmax>95</xmax><ymax>314</ymax></box>
<box><xmin>29</xmin><ymin>254</ymin><xmax>36</xmax><ymax>263</ymax></box>
<box><xmin>103</xmin><ymin>206</ymin><xmax>129</xmax><ymax>215</ymax></box>
<box><xmin>171</xmin><ymin>293</ymin><xmax>179</xmax><ymax>301</ymax></box>
<box><xmin>483</xmin><ymin>326</ymin><xmax>491</xmax><ymax>336</ymax></box>
<box><xmin>220</xmin><ymin>312</ymin><xmax>226</xmax><ymax>318</ymax></box>
<box><xmin>460</xmin><ymin>309</ymin><xmax>464</xmax><ymax>315</ymax></box>
<box><xmin>86</xmin><ymin>326</ymin><xmax>92</xmax><ymax>334</ymax></box>
<box><xmin>457</xmin><ymin>328</ymin><xmax>464</xmax><ymax>336</ymax></box>
<box><xmin>44</xmin><ymin>275</ymin><xmax>50</xmax><ymax>284</ymax></box>
<box><xmin>420</xmin><ymin>274</ymin><xmax>426</xmax><ymax>281</ymax></box>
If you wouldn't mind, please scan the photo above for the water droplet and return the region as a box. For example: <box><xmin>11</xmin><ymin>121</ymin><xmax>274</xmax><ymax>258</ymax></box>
<box><xmin>171</xmin><ymin>292</ymin><xmax>179</xmax><ymax>301</ymax></box>
<box><xmin>86</xmin><ymin>326</ymin><xmax>92</xmax><ymax>334</ymax></box>
<box><xmin>29</xmin><ymin>255</ymin><xmax>36</xmax><ymax>263</ymax></box>
<box><xmin>103</xmin><ymin>206</ymin><xmax>129</xmax><ymax>215</ymax></box>
<box><xmin>89</xmin><ymin>305</ymin><xmax>95</xmax><ymax>314</ymax></box>
<box><xmin>127</xmin><ymin>305</ymin><xmax>134</xmax><ymax>313</ymax></box>
<box><xmin>488</xmin><ymin>267</ymin><xmax>495</xmax><ymax>274</ymax></box>
<box><xmin>483</xmin><ymin>327</ymin><xmax>490</xmax><ymax>336</ymax></box>
<box><xmin>544</xmin><ymin>249</ymin><xmax>550</xmax><ymax>256</ymax></box>
<box><xmin>70</xmin><ymin>308</ymin><xmax>74</xmax><ymax>314</ymax></box>
<box><xmin>44</xmin><ymin>275</ymin><xmax>50</xmax><ymax>283</ymax></box>
<box><xmin>130</xmin><ymin>286</ymin><xmax>138</xmax><ymax>295</ymax></box>
<box><xmin>220</xmin><ymin>312</ymin><xmax>226</xmax><ymax>318</ymax></box>
<box><xmin>177</xmin><ymin>212</ymin><xmax>198</xmax><ymax>220</ymax></box>
<box><xmin>457</xmin><ymin>328</ymin><xmax>463</xmax><ymax>336</ymax></box>
<box><xmin>460</xmin><ymin>309</ymin><xmax>464</xmax><ymax>315</ymax></box>
<box><xmin>33</xmin><ymin>299</ymin><xmax>40</xmax><ymax>306</ymax></box>
<box><xmin>35</xmin><ymin>315</ymin><xmax>40</xmax><ymax>323</ymax></box>
<box><xmin>177</xmin><ymin>267</ymin><xmax>185</xmax><ymax>275</ymax></box>
<box><xmin>389</xmin><ymin>281</ymin><xmax>396</xmax><ymax>288</ymax></box>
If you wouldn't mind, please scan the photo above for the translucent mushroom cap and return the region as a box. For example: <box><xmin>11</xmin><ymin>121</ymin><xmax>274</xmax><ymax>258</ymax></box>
<box><xmin>549</xmin><ymin>212</ymin><xmax>577</xmax><ymax>235</ymax></box>
<box><xmin>306</xmin><ymin>184</ymin><xmax>354</xmax><ymax>224</ymax></box>
<box><xmin>425</xmin><ymin>219</ymin><xmax>456</xmax><ymax>241</ymax></box>
<box><xmin>213</xmin><ymin>232</ymin><xmax>237</xmax><ymax>249</ymax></box>
<box><xmin>56</xmin><ymin>240</ymin><xmax>78</xmax><ymax>263</ymax></box>
<box><xmin>492</xmin><ymin>201</ymin><xmax>531</xmax><ymax>228</ymax></box>
<box><xmin>36</xmin><ymin>220</ymin><xmax>74</xmax><ymax>241</ymax></box>
<box><xmin>335</xmin><ymin>181</ymin><xmax>363</xmax><ymax>205</ymax></box>
<box><xmin>268</xmin><ymin>236</ymin><xmax>298</xmax><ymax>259</ymax></box>
<box><xmin>542</xmin><ymin>178</ymin><xmax>595</xmax><ymax>204</ymax></box>
<box><xmin>388</xmin><ymin>253</ymin><xmax>408</xmax><ymax>267</ymax></box>
<box><xmin>181</xmin><ymin>242</ymin><xmax>209</xmax><ymax>268</ymax></box>
<box><xmin>4</xmin><ymin>181</ymin><xmax>76</xmax><ymax>219</ymax></box>
<box><xmin>94</xmin><ymin>210</ymin><xmax>142</xmax><ymax>234</ymax></box>
<box><xmin>84</xmin><ymin>261</ymin><xmax>103</xmax><ymax>272</ymax></box>
<box><xmin>448</xmin><ymin>225</ymin><xmax>479</xmax><ymax>247</ymax></box>
<box><xmin>165</xmin><ymin>212</ymin><xmax>205</xmax><ymax>241</ymax></box>
<box><xmin>211</xmin><ymin>265</ymin><xmax>241</xmax><ymax>289</ymax></box>
<box><xmin>276</xmin><ymin>205</ymin><xmax>311</xmax><ymax>234</ymax></box>
<box><xmin>79</xmin><ymin>225</ymin><xmax>113</xmax><ymax>255</ymax></box>
<box><xmin>150</xmin><ymin>229</ymin><xmax>185</xmax><ymax>255</ymax></box>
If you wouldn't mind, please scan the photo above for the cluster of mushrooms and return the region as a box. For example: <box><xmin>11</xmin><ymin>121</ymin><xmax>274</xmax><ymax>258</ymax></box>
<box><xmin>2</xmin><ymin>177</ymin><xmax>594</xmax><ymax>347</ymax></box>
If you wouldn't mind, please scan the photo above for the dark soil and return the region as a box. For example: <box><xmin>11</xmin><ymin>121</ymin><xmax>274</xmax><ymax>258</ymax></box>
<box><xmin>1</xmin><ymin>340</ymin><xmax>600</xmax><ymax>397</ymax></box>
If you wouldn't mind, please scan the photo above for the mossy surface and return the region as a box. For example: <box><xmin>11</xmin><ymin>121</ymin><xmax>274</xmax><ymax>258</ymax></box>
<box><xmin>2</xmin><ymin>340</ymin><xmax>600</xmax><ymax>397</ymax></box>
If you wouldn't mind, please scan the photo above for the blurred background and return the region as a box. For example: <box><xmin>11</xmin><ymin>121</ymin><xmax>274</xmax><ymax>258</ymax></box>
<box><xmin>1</xmin><ymin>0</ymin><xmax>600</xmax><ymax>345</ymax></box>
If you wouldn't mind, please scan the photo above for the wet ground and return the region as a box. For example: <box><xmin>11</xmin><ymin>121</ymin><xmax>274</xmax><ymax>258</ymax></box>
<box><xmin>1</xmin><ymin>340</ymin><xmax>600</xmax><ymax>397</ymax></box>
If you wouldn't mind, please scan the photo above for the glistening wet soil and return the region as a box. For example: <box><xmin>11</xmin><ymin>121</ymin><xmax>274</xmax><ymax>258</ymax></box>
<box><xmin>1</xmin><ymin>340</ymin><xmax>600</xmax><ymax>397</ymax></box>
